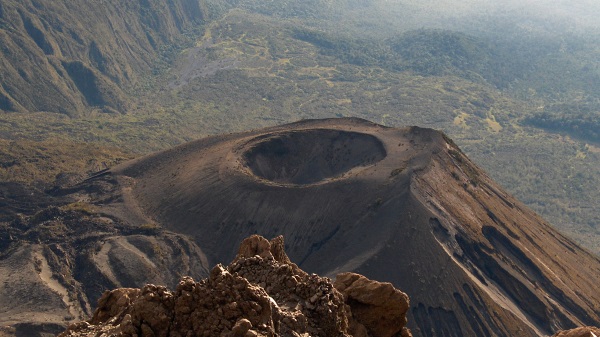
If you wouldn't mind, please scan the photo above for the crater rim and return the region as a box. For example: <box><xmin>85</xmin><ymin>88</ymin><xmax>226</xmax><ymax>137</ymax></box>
<box><xmin>240</xmin><ymin>129</ymin><xmax>387</xmax><ymax>186</ymax></box>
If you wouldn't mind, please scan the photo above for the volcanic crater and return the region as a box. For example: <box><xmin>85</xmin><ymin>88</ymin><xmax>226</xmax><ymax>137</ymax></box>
<box><xmin>6</xmin><ymin>118</ymin><xmax>600</xmax><ymax>337</ymax></box>
<box><xmin>242</xmin><ymin>129</ymin><xmax>386</xmax><ymax>185</ymax></box>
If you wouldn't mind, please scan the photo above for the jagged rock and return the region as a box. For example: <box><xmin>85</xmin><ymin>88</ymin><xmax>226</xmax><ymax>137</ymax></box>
<box><xmin>89</xmin><ymin>288</ymin><xmax>141</xmax><ymax>325</ymax></box>
<box><xmin>553</xmin><ymin>327</ymin><xmax>600</xmax><ymax>337</ymax></box>
<box><xmin>235</xmin><ymin>234</ymin><xmax>273</xmax><ymax>260</ymax></box>
<box><xmin>58</xmin><ymin>235</ymin><xmax>411</xmax><ymax>337</ymax></box>
<box><xmin>334</xmin><ymin>273</ymin><xmax>411</xmax><ymax>337</ymax></box>
<box><xmin>235</xmin><ymin>235</ymin><xmax>306</xmax><ymax>276</ymax></box>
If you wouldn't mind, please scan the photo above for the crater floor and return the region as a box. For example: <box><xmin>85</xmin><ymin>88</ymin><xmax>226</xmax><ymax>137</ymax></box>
<box><xmin>242</xmin><ymin>129</ymin><xmax>386</xmax><ymax>185</ymax></box>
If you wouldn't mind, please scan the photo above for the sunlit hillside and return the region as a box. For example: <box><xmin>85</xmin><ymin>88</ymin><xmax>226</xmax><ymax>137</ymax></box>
<box><xmin>0</xmin><ymin>0</ymin><xmax>599</xmax><ymax>253</ymax></box>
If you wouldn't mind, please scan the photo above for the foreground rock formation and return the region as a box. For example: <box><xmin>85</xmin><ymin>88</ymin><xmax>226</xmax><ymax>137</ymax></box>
<box><xmin>335</xmin><ymin>273</ymin><xmax>410</xmax><ymax>337</ymax></box>
<box><xmin>58</xmin><ymin>235</ymin><xmax>412</xmax><ymax>337</ymax></box>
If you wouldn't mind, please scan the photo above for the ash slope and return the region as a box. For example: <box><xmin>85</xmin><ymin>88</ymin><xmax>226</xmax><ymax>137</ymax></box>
<box><xmin>0</xmin><ymin>206</ymin><xmax>210</xmax><ymax>336</ymax></box>
<box><xmin>85</xmin><ymin>118</ymin><xmax>600</xmax><ymax>337</ymax></box>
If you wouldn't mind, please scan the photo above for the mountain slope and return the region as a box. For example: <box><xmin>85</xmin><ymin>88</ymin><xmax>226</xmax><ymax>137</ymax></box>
<box><xmin>1</xmin><ymin>1</ymin><xmax>599</xmax><ymax>257</ymax></box>
<box><xmin>52</xmin><ymin>118</ymin><xmax>600</xmax><ymax>337</ymax></box>
<box><xmin>0</xmin><ymin>0</ymin><xmax>209</xmax><ymax>115</ymax></box>
<box><xmin>0</xmin><ymin>204</ymin><xmax>210</xmax><ymax>335</ymax></box>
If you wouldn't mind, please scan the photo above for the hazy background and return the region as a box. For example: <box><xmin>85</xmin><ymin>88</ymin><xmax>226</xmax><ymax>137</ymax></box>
<box><xmin>1</xmin><ymin>0</ymin><xmax>600</xmax><ymax>253</ymax></box>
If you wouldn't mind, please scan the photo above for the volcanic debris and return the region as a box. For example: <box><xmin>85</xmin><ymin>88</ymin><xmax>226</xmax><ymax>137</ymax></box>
<box><xmin>58</xmin><ymin>235</ymin><xmax>412</xmax><ymax>337</ymax></box>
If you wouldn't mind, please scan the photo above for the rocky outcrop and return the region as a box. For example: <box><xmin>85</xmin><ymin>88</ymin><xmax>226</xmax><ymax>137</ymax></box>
<box><xmin>334</xmin><ymin>273</ymin><xmax>411</xmax><ymax>337</ymax></box>
<box><xmin>58</xmin><ymin>235</ymin><xmax>412</xmax><ymax>337</ymax></box>
<box><xmin>553</xmin><ymin>327</ymin><xmax>600</xmax><ymax>337</ymax></box>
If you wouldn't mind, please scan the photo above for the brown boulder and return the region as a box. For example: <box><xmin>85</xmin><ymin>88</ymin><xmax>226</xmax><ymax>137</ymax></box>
<box><xmin>235</xmin><ymin>234</ymin><xmax>273</xmax><ymax>260</ymax></box>
<box><xmin>334</xmin><ymin>272</ymin><xmax>411</xmax><ymax>337</ymax></box>
<box><xmin>235</xmin><ymin>234</ymin><xmax>306</xmax><ymax>277</ymax></box>
<box><xmin>89</xmin><ymin>288</ymin><xmax>141</xmax><ymax>325</ymax></box>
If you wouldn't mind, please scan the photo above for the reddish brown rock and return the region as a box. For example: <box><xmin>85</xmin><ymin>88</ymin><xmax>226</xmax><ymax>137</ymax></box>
<box><xmin>58</xmin><ymin>235</ymin><xmax>411</xmax><ymax>337</ymax></box>
<box><xmin>553</xmin><ymin>326</ymin><xmax>600</xmax><ymax>337</ymax></box>
<box><xmin>88</xmin><ymin>288</ymin><xmax>141</xmax><ymax>325</ymax></box>
<box><xmin>334</xmin><ymin>272</ymin><xmax>411</xmax><ymax>337</ymax></box>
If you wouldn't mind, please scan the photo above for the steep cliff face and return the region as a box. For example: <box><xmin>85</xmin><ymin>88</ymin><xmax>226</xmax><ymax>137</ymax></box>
<box><xmin>0</xmin><ymin>0</ymin><xmax>210</xmax><ymax>115</ymax></box>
